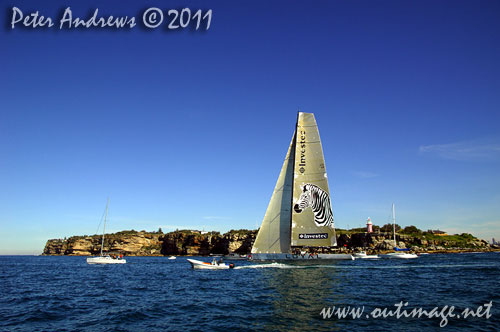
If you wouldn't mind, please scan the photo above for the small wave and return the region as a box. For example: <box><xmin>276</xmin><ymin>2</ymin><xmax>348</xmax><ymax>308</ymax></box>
<box><xmin>24</xmin><ymin>308</ymin><xmax>63</xmax><ymax>323</ymax></box>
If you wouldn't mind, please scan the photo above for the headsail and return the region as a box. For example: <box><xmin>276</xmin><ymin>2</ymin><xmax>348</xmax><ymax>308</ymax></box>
<box><xmin>251</xmin><ymin>132</ymin><xmax>296</xmax><ymax>254</ymax></box>
<box><xmin>291</xmin><ymin>112</ymin><xmax>337</xmax><ymax>247</ymax></box>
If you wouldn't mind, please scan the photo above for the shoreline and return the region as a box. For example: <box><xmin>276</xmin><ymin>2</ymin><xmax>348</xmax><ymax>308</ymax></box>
<box><xmin>40</xmin><ymin>247</ymin><xmax>500</xmax><ymax>257</ymax></box>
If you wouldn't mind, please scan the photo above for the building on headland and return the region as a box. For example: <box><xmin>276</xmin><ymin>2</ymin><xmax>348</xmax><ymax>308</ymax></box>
<box><xmin>427</xmin><ymin>230</ymin><xmax>448</xmax><ymax>236</ymax></box>
<box><xmin>366</xmin><ymin>218</ymin><xmax>373</xmax><ymax>233</ymax></box>
<box><xmin>186</xmin><ymin>230</ymin><xmax>209</xmax><ymax>235</ymax></box>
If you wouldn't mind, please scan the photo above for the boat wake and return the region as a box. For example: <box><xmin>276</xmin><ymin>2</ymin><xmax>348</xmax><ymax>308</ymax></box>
<box><xmin>233</xmin><ymin>262</ymin><xmax>493</xmax><ymax>270</ymax></box>
<box><xmin>234</xmin><ymin>263</ymin><xmax>307</xmax><ymax>269</ymax></box>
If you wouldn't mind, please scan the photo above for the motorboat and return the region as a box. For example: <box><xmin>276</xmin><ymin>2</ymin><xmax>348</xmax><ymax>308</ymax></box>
<box><xmin>168</xmin><ymin>256</ymin><xmax>176</xmax><ymax>260</ymax></box>
<box><xmin>381</xmin><ymin>252</ymin><xmax>418</xmax><ymax>259</ymax></box>
<box><xmin>187</xmin><ymin>258</ymin><xmax>234</xmax><ymax>270</ymax></box>
<box><xmin>353</xmin><ymin>251</ymin><xmax>380</xmax><ymax>259</ymax></box>
<box><xmin>224</xmin><ymin>253</ymin><xmax>248</xmax><ymax>260</ymax></box>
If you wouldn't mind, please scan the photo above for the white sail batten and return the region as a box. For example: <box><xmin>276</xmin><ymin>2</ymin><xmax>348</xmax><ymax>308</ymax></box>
<box><xmin>291</xmin><ymin>112</ymin><xmax>337</xmax><ymax>247</ymax></box>
<box><xmin>251</xmin><ymin>132</ymin><xmax>295</xmax><ymax>254</ymax></box>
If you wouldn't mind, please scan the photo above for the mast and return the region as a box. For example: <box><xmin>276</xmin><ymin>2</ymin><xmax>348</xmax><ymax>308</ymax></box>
<box><xmin>101</xmin><ymin>198</ymin><xmax>109</xmax><ymax>256</ymax></box>
<box><xmin>392</xmin><ymin>203</ymin><xmax>396</xmax><ymax>246</ymax></box>
<box><xmin>289</xmin><ymin>112</ymin><xmax>300</xmax><ymax>250</ymax></box>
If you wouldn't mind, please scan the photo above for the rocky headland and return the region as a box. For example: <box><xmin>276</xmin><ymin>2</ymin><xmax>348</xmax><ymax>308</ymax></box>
<box><xmin>335</xmin><ymin>231</ymin><xmax>496</xmax><ymax>254</ymax></box>
<box><xmin>43</xmin><ymin>229</ymin><xmax>257</xmax><ymax>256</ymax></box>
<box><xmin>43</xmin><ymin>228</ymin><xmax>497</xmax><ymax>256</ymax></box>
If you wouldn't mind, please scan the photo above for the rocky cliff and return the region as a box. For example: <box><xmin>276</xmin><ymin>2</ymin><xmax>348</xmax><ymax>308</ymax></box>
<box><xmin>43</xmin><ymin>230</ymin><xmax>164</xmax><ymax>256</ymax></box>
<box><xmin>43</xmin><ymin>229</ymin><xmax>490</xmax><ymax>256</ymax></box>
<box><xmin>159</xmin><ymin>229</ymin><xmax>256</xmax><ymax>255</ymax></box>
<box><xmin>43</xmin><ymin>229</ymin><xmax>257</xmax><ymax>256</ymax></box>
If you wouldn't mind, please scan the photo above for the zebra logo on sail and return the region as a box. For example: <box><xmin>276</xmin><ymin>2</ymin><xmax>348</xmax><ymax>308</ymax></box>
<box><xmin>294</xmin><ymin>183</ymin><xmax>334</xmax><ymax>228</ymax></box>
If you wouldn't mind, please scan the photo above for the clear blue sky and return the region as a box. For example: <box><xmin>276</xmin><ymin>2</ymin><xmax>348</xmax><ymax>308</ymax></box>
<box><xmin>1</xmin><ymin>0</ymin><xmax>499</xmax><ymax>254</ymax></box>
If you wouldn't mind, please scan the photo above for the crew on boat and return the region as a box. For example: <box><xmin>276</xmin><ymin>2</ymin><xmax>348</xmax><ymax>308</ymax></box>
<box><xmin>109</xmin><ymin>254</ymin><xmax>124</xmax><ymax>260</ymax></box>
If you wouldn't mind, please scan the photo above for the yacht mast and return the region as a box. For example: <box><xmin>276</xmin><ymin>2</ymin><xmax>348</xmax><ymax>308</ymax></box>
<box><xmin>289</xmin><ymin>113</ymin><xmax>299</xmax><ymax>250</ymax></box>
<box><xmin>392</xmin><ymin>203</ymin><xmax>396</xmax><ymax>246</ymax></box>
<box><xmin>101</xmin><ymin>198</ymin><xmax>109</xmax><ymax>256</ymax></box>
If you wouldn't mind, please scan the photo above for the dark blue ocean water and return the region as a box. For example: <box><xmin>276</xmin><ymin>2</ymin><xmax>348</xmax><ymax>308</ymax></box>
<box><xmin>1</xmin><ymin>253</ymin><xmax>499</xmax><ymax>331</ymax></box>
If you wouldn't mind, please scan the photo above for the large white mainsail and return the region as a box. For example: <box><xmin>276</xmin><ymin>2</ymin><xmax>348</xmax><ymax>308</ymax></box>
<box><xmin>251</xmin><ymin>112</ymin><xmax>351</xmax><ymax>260</ymax></box>
<box><xmin>252</xmin><ymin>132</ymin><xmax>295</xmax><ymax>254</ymax></box>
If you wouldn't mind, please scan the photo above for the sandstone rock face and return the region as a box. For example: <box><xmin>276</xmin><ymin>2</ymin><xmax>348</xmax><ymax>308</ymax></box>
<box><xmin>67</xmin><ymin>238</ymin><xmax>95</xmax><ymax>255</ymax></box>
<box><xmin>109</xmin><ymin>232</ymin><xmax>162</xmax><ymax>255</ymax></box>
<box><xmin>159</xmin><ymin>231</ymin><xmax>214</xmax><ymax>256</ymax></box>
<box><xmin>158</xmin><ymin>230</ymin><xmax>257</xmax><ymax>256</ymax></box>
<box><xmin>43</xmin><ymin>231</ymin><xmax>163</xmax><ymax>256</ymax></box>
<box><xmin>375</xmin><ymin>239</ymin><xmax>395</xmax><ymax>250</ymax></box>
<box><xmin>43</xmin><ymin>239</ymin><xmax>67</xmax><ymax>255</ymax></box>
<box><xmin>225</xmin><ymin>231</ymin><xmax>256</xmax><ymax>254</ymax></box>
<box><xmin>44</xmin><ymin>229</ymin><xmax>257</xmax><ymax>256</ymax></box>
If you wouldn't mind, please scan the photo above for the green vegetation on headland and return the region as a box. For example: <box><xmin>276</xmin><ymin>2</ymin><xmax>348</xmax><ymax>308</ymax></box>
<box><xmin>337</xmin><ymin>224</ymin><xmax>496</xmax><ymax>253</ymax></box>
<box><xmin>43</xmin><ymin>226</ymin><xmax>497</xmax><ymax>256</ymax></box>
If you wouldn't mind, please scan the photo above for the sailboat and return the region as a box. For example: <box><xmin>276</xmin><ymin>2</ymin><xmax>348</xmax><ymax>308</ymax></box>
<box><xmin>250</xmin><ymin>112</ymin><xmax>353</xmax><ymax>261</ymax></box>
<box><xmin>381</xmin><ymin>204</ymin><xmax>418</xmax><ymax>259</ymax></box>
<box><xmin>87</xmin><ymin>199</ymin><xmax>126</xmax><ymax>264</ymax></box>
